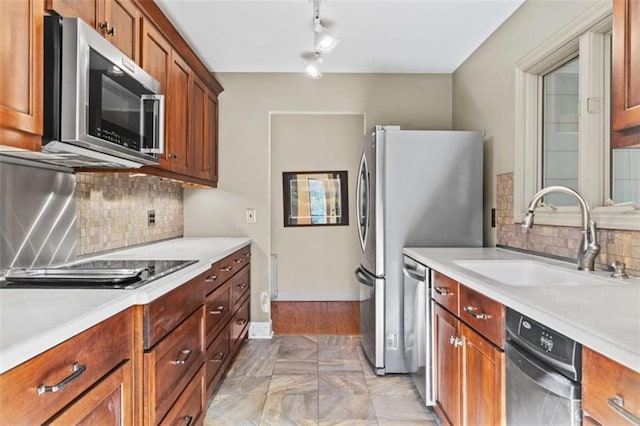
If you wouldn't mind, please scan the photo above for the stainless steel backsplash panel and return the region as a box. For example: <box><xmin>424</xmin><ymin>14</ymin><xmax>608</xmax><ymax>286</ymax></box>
<box><xmin>0</xmin><ymin>158</ymin><xmax>76</xmax><ymax>272</ymax></box>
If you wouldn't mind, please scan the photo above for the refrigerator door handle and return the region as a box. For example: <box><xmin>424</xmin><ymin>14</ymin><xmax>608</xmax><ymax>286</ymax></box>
<box><xmin>356</xmin><ymin>152</ymin><xmax>368</xmax><ymax>252</ymax></box>
<box><xmin>354</xmin><ymin>267</ymin><xmax>374</xmax><ymax>287</ymax></box>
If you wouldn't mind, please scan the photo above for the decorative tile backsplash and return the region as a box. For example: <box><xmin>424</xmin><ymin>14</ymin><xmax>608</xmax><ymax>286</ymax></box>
<box><xmin>76</xmin><ymin>173</ymin><xmax>183</xmax><ymax>256</ymax></box>
<box><xmin>497</xmin><ymin>173</ymin><xmax>640</xmax><ymax>276</ymax></box>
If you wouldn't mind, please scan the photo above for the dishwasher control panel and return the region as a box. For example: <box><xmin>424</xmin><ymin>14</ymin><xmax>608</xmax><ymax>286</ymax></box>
<box><xmin>506</xmin><ymin>308</ymin><xmax>581</xmax><ymax>381</ymax></box>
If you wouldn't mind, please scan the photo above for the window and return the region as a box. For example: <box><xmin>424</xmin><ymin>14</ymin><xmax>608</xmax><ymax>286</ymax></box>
<box><xmin>514</xmin><ymin>2</ymin><xmax>639</xmax><ymax>230</ymax></box>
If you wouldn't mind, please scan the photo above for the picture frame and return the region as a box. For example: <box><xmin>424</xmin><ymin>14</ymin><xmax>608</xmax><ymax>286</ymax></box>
<box><xmin>282</xmin><ymin>170</ymin><xmax>349</xmax><ymax>227</ymax></box>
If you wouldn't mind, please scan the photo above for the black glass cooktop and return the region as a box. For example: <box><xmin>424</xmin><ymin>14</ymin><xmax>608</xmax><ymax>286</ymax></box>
<box><xmin>1</xmin><ymin>259</ymin><xmax>197</xmax><ymax>289</ymax></box>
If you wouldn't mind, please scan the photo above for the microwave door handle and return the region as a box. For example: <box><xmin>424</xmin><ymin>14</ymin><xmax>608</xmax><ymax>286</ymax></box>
<box><xmin>140</xmin><ymin>94</ymin><xmax>165</xmax><ymax>155</ymax></box>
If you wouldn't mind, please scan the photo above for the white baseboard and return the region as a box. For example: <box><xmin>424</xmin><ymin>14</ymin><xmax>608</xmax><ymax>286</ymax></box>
<box><xmin>249</xmin><ymin>321</ymin><xmax>274</xmax><ymax>339</ymax></box>
<box><xmin>272</xmin><ymin>290</ymin><xmax>359</xmax><ymax>301</ymax></box>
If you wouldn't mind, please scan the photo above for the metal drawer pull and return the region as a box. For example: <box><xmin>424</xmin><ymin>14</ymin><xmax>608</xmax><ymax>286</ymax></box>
<box><xmin>220</xmin><ymin>266</ymin><xmax>233</xmax><ymax>272</ymax></box>
<box><xmin>245</xmin><ymin>252</ymin><xmax>251</xmax><ymax>258</ymax></box>
<box><xmin>211</xmin><ymin>352</ymin><xmax>226</xmax><ymax>363</ymax></box>
<box><xmin>171</xmin><ymin>349</ymin><xmax>193</xmax><ymax>365</ymax></box>
<box><xmin>463</xmin><ymin>306</ymin><xmax>491</xmax><ymax>320</ymax></box>
<box><xmin>608</xmin><ymin>396</ymin><xmax>640</xmax><ymax>425</ymax></box>
<box><xmin>233</xmin><ymin>258</ymin><xmax>243</xmax><ymax>264</ymax></box>
<box><xmin>237</xmin><ymin>283</ymin><xmax>247</xmax><ymax>289</ymax></box>
<box><xmin>449</xmin><ymin>335</ymin><xmax>462</xmax><ymax>347</ymax></box>
<box><xmin>434</xmin><ymin>287</ymin><xmax>453</xmax><ymax>296</ymax></box>
<box><xmin>37</xmin><ymin>362</ymin><xmax>87</xmax><ymax>395</ymax></box>
<box><xmin>210</xmin><ymin>306</ymin><xmax>225</xmax><ymax>315</ymax></box>
<box><xmin>205</xmin><ymin>275</ymin><xmax>218</xmax><ymax>282</ymax></box>
<box><xmin>184</xmin><ymin>415</ymin><xmax>194</xmax><ymax>426</ymax></box>
<box><xmin>237</xmin><ymin>319</ymin><xmax>248</xmax><ymax>326</ymax></box>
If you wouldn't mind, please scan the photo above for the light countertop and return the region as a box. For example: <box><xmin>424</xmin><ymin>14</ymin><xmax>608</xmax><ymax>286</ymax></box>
<box><xmin>0</xmin><ymin>237</ymin><xmax>251</xmax><ymax>374</ymax></box>
<box><xmin>403</xmin><ymin>247</ymin><xmax>640</xmax><ymax>373</ymax></box>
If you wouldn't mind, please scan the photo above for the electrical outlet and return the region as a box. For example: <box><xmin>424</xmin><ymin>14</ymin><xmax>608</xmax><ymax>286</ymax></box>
<box><xmin>246</xmin><ymin>208</ymin><xmax>256</xmax><ymax>224</ymax></box>
<box><xmin>148</xmin><ymin>210</ymin><xmax>156</xmax><ymax>227</ymax></box>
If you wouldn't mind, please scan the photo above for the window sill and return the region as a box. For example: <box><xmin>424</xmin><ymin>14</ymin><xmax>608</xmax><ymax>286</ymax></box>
<box><xmin>513</xmin><ymin>205</ymin><xmax>639</xmax><ymax>231</ymax></box>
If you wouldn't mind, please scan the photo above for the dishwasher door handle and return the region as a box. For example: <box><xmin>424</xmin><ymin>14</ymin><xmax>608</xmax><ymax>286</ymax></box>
<box><xmin>402</xmin><ymin>266</ymin><xmax>426</xmax><ymax>281</ymax></box>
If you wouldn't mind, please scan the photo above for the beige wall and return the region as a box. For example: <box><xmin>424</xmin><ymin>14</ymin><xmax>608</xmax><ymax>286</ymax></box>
<box><xmin>184</xmin><ymin>73</ymin><xmax>453</xmax><ymax>322</ymax></box>
<box><xmin>271</xmin><ymin>114</ymin><xmax>364</xmax><ymax>300</ymax></box>
<box><xmin>452</xmin><ymin>0</ymin><xmax>601</xmax><ymax>246</ymax></box>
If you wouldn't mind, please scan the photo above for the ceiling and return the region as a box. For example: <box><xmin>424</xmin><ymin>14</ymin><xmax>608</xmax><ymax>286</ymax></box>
<box><xmin>155</xmin><ymin>0</ymin><xmax>525</xmax><ymax>74</ymax></box>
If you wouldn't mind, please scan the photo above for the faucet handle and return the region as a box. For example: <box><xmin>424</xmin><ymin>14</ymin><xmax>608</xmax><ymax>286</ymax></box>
<box><xmin>610</xmin><ymin>261</ymin><xmax>629</xmax><ymax>279</ymax></box>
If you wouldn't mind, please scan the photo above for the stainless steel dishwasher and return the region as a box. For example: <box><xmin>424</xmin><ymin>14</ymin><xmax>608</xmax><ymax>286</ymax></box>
<box><xmin>402</xmin><ymin>255</ymin><xmax>434</xmax><ymax>405</ymax></box>
<box><xmin>506</xmin><ymin>308</ymin><xmax>582</xmax><ymax>426</ymax></box>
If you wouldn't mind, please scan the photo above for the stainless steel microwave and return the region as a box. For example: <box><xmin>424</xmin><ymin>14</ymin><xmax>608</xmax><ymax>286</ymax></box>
<box><xmin>42</xmin><ymin>16</ymin><xmax>164</xmax><ymax>168</ymax></box>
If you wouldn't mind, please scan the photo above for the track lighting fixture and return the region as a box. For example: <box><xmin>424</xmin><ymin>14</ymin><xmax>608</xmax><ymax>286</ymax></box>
<box><xmin>303</xmin><ymin>0</ymin><xmax>337</xmax><ymax>79</ymax></box>
<box><xmin>313</xmin><ymin>19</ymin><xmax>337</xmax><ymax>52</ymax></box>
<box><xmin>305</xmin><ymin>52</ymin><xmax>323</xmax><ymax>79</ymax></box>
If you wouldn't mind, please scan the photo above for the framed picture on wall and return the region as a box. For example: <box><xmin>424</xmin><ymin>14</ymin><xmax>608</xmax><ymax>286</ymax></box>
<box><xmin>282</xmin><ymin>171</ymin><xmax>349</xmax><ymax>227</ymax></box>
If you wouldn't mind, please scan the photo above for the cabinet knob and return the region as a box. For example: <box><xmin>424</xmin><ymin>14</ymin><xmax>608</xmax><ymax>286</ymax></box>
<box><xmin>205</xmin><ymin>275</ymin><xmax>218</xmax><ymax>283</ymax></box>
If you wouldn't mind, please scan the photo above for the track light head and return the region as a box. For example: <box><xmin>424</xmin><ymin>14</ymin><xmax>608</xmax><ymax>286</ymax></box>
<box><xmin>313</xmin><ymin>20</ymin><xmax>338</xmax><ymax>52</ymax></box>
<box><xmin>305</xmin><ymin>52</ymin><xmax>323</xmax><ymax>79</ymax></box>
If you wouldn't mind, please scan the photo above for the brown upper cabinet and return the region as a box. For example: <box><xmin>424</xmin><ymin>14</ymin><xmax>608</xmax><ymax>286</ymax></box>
<box><xmin>9</xmin><ymin>0</ymin><xmax>225</xmax><ymax>187</ymax></box>
<box><xmin>612</xmin><ymin>0</ymin><xmax>640</xmax><ymax>148</ymax></box>
<box><xmin>0</xmin><ymin>0</ymin><xmax>44</xmax><ymax>151</ymax></box>
<box><xmin>46</xmin><ymin>0</ymin><xmax>140</xmax><ymax>62</ymax></box>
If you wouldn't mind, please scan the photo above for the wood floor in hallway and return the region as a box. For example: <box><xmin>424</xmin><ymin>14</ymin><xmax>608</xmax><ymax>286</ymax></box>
<box><xmin>271</xmin><ymin>301</ymin><xmax>360</xmax><ymax>335</ymax></box>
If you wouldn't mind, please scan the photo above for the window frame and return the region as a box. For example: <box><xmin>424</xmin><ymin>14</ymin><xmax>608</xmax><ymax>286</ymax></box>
<box><xmin>513</xmin><ymin>2</ymin><xmax>639</xmax><ymax>231</ymax></box>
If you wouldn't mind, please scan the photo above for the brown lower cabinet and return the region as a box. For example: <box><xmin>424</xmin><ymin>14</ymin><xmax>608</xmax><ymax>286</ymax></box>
<box><xmin>0</xmin><ymin>244</ymin><xmax>251</xmax><ymax>425</ymax></box>
<box><xmin>582</xmin><ymin>346</ymin><xmax>640</xmax><ymax>425</ymax></box>
<box><xmin>138</xmin><ymin>244</ymin><xmax>251</xmax><ymax>425</ymax></box>
<box><xmin>0</xmin><ymin>309</ymin><xmax>134</xmax><ymax>425</ymax></box>
<box><xmin>433</xmin><ymin>272</ymin><xmax>505</xmax><ymax>426</ymax></box>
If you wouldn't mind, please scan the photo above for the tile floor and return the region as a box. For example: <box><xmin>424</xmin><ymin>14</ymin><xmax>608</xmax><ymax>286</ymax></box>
<box><xmin>204</xmin><ymin>335</ymin><xmax>438</xmax><ymax>425</ymax></box>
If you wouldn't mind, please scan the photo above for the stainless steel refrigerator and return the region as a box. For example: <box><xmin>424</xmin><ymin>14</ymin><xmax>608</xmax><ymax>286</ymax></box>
<box><xmin>354</xmin><ymin>125</ymin><xmax>483</xmax><ymax>375</ymax></box>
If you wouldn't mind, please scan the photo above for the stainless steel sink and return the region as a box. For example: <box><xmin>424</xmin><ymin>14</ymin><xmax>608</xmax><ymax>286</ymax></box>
<box><xmin>452</xmin><ymin>260</ymin><xmax>621</xmax><ymax>287</ymax></box>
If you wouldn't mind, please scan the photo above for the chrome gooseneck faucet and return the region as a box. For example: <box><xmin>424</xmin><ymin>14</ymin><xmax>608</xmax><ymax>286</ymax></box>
<box><xmin>522</xmin><ymin>186</ymin><xmax>600</xmax><ymax>271</ymax></box>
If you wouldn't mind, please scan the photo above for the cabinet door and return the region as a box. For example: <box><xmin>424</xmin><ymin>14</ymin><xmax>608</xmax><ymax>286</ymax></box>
<box><xmin>189</xmin><ymin>72</ymin><xmax>207</xmax><ymax>179</ymax></box>
<box><xmin>613</xmin><ymin>0</ymin><xmax>640</xmax><ymax>135</ymax></box>
<box><xmin>612</xmin><ymin>0</ymin><xmax>640</xmax><ymax>147</ymax></box>
<box><xmin>0</xmin><ymin>0</ymin><xmax>43</xmax><ymax>150</ymax></box>
<box><xmin>166</xmin><ymin>53</ymin><xmax>191</xmax><ymax>174</ymax></box>
<box><xmin>46</xmin><ymin>0</ymin><xmax>100</xmax><ymax>28</ymax></box>
<box><xmin>434</xmin><ymin>304</ymin><xmax>461</xmax><ymax>426</ymax></box>
<box><xmin>47</xmin><ymin>361</ymin><xmax>133</xmax><ymax>425</ymax></box>
<box><xmin>461</xmin><ymin>323</ymin><xmax>505</xmax><ymax>426</ymax></box>
<box><xmin>103</xmin><ymin>0</ymin><xmax>139</xmax><ymax>62</ymax></box>
<box><xmin>204</xmin><ymin>90</ymin><xmax>219</xmax><ymax>184</ymax></box>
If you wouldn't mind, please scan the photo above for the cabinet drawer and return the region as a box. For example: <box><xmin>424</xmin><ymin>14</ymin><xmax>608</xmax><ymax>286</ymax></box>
<box><xmin>433</xmin><ymin>271</ymin><xmax>459</xmax><ymax>315</ymax></box>
<box><xmin>211</xmin><ymin>252</ymin><xmax>242</xmax><ymax>286</ymax></box>
<box><xmin>205</xmin><ymin>324</ymin><xmax>230</xmax><ymax>391</ymax></box>
<box><xmin>459</xmin><ymin>285</ymin><xmax>504</xmax><ymax>348</ymax></box>
<box><xmin>0</xmin><ymin>309</ymin><xmax>132</xmax><ymax>425</ymax></box>
<box><xmin>583</xmin><ymin>347</ymin><xmax>640</xmax><ymax>425</ymax></box>
<box><xmin>230</xmin><ymin>265</ymin><xmax>250</xmax><ymax>312</ymax></box>
<box><xmin>144</xmin><ymin>272</ymin><xmax>205</xmax><ymax>349</ymax></box>
<box><xmin>230</xmin><ymin>300</ymin><xmax>250</xmax><ymax>352</ymax></box>
<box><xmin>145</xmin><ymin>309</ymin><xmax>203</xmax><ymax>424</ymax></box>
<box><xmin>159</xmin><ymin>366</ymin><xmax>204</xmax><ymax>426</ymax></box>
<box><xmin>205</xmin><ymin>282</ymin><xmax>232</xmax><ymax>345</ymax></box>
<box><xmin>47</xmin><ymin>361</ymin><xmax>133</xmax><ymax>425</ymax></box>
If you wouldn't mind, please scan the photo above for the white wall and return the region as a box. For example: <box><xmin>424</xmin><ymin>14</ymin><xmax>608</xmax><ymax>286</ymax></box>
<box><xmin>452</xmin><ymin>0</ymin><xmax>601</xmax><ymax>246</ymax></box>
<box><xmin>184</xmin><ymin>73</ymin><xmax>452</xmax><ymax>322</ymax></box>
